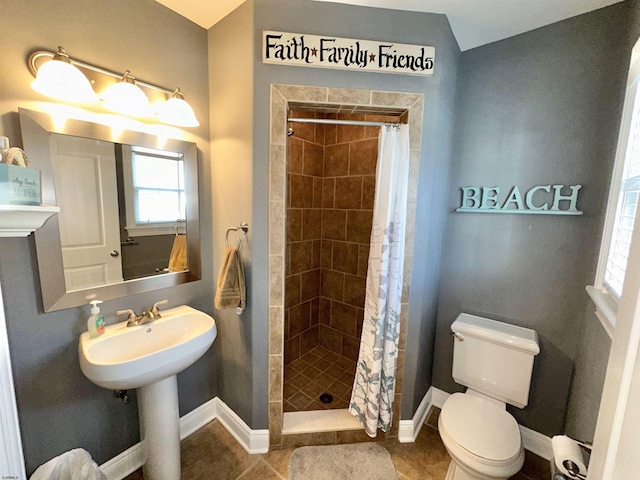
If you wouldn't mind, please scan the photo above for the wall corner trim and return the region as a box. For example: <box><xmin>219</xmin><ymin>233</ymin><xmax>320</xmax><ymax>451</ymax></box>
<box><xmin>430</xmin><ymin>387</ymin><xmax>553</xmax><ymax>460</ymax></box>
<box><xmin>100</xmin><ymin>397</ymin><xmax>269</xmax><ymax>480</ymax></box>
<box><xmin>398</xmin><ymin>387</ymin><xmax>433</xmax><ymax>443</ymax></box>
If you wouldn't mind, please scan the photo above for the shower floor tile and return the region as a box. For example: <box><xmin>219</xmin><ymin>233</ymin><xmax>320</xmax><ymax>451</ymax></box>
<box><xmin>284</xmin><ymin>346</ymin><xmax>357</xmax><ymax>412</ymax></box>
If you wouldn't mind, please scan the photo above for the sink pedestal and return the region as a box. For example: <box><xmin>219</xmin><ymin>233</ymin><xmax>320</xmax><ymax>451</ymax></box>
<box><xmin>138</xmin><ymin>375</ymin><xmax>181</xmax><ymax>480</ymax></box>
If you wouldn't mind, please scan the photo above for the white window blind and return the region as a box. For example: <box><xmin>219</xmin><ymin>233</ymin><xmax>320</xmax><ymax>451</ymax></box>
<box><xmin>131</xmin><ymin>146</ymin><xmax>185</xmax><ymax>225</ymax></box>
<box><xmin>604</xmin><ymin>80</ymin><xmax>640</xmax><ymax>298</ymax></box>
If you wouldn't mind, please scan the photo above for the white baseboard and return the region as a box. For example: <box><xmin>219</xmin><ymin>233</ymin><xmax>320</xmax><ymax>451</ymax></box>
<box><xmin>100</xmin><ymin>443</ymin><xmax>145</xmax><ymax>480</ymax></box>
<box><xmin>215</xmin><ymin>397</ymin><xmax>270</xmax><ymax>454</ymax></box>
<box><xmin>430</xmin><ymin>387</ymin><xmax>553</xmax><ymax>460</ymax></box>
<box><xmin>398</xmin><ymin>387</ymin><xmax>433</xmax><ymax>443</ymax></box>
<box><xmin>100</xmin><ymin>396</ymin><xmax>269</xmax><ymax>480</ymax></box>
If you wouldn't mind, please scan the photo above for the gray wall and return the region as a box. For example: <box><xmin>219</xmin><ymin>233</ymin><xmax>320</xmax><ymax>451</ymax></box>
<box><xmin>249</xmin><ymin>0</ymin><xmax>460</xmax><ymax>426</ymax></box>
<box><xmin>0</xmin><ymin>0</ymin><xmax>213</xmax><ymax>474</ymax></box>
<box><xmin>433</xmin><ymin>2</ymin><xmax>634</xmax><ymax>437</ymax></box>
<box><xmin>208</xmin><ymin>0</ymin><xmax>257</xmax><ymax>425</ymax></box>
<box><xmin>565</xmin><ymin>0</ymin><xmax>640</xmax><ymax>443</ymax></box>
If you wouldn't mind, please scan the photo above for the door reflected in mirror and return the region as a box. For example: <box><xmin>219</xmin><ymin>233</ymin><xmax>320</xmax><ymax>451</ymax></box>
<box><xmin>49</xmin><ymin>134</ymin><xmax>189</xmax><ymax>291</ymax></box>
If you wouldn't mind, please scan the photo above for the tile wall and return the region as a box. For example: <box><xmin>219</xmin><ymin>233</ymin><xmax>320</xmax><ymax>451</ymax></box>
<box><xmin>284</xmin><ymin>110</ymin><xmax>397</xmax><ymax>366</ymax></box>
<box><xmin>269</xmin><ymin>84</ymin><xmax>425</xmax><ymax>448</ymax></box>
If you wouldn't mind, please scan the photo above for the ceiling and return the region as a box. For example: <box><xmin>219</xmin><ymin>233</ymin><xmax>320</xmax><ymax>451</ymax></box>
<box><xmin>155</xmin><ymin>0</ymin><xmax>625</xmax><ymax>51</ymax></box>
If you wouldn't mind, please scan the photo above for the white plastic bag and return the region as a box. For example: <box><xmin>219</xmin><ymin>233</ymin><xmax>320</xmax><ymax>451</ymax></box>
<box><xmin>30</xmin><ymin>448</ymin><xmax>106</xmax><ymax>480</ymax></box>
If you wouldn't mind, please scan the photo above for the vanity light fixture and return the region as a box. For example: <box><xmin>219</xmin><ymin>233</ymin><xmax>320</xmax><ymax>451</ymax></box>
<box><xmin>30</xmin><ymin>46</ymin><xmax>98</xmax><ymax>104</ymax></box>
<box><xmin>101</xmin><ymin>70</ymin><xmax>153</xmax><ymax>118</ymax></box>
<box><xmin>28</xmin><ymin>46</ymin><xmax>199</xmax><ymax>128</ymax></box>
<box><xmin>156</xmin><ymin>88</ymin><xmax>200</xmax><ymax>128</ymax></box>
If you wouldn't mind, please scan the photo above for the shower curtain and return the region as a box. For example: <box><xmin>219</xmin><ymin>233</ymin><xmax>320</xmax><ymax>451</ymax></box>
<box><xmin>349</xmin><ymin>124</ymin><xmax>410</xmax><ymax>437</ymax></box>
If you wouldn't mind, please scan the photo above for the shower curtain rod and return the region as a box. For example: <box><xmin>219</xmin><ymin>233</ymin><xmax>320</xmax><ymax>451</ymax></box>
<box><xmin>287</xmin><ymin>117</ymin><xmax>401</xmax><ymax>127</ymax></box>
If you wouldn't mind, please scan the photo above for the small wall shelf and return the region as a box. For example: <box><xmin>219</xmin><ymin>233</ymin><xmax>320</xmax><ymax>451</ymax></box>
<box><xmin>0</xmin><ymin>204</ymin><xmax>60</xmax><ymax>237</ymax></box>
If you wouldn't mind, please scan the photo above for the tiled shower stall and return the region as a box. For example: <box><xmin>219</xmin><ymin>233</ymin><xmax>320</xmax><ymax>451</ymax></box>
<box><xmin>283</xmin><ymin>109</ymin><xmax>400</xmax><ymax>412</ymax></box>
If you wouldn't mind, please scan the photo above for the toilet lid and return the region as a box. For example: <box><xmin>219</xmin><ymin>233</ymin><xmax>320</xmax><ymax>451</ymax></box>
<box><xmin>440</xmin><ymin>393</ymin><xmax>521</xmax><ymax>462</ymax></box>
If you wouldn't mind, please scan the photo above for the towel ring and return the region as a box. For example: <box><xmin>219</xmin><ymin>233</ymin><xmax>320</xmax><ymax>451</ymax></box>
<box><xmin>225</xmin><ymin>221</ymin><xmax>249</xmax><ymax>247</ymax></box>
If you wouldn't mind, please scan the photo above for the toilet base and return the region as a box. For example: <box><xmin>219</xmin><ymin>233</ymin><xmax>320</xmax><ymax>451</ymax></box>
<box><xmin>445</xmin><ymin>460</ymin><xmax>511</xmax><ymax>480</ymax></box>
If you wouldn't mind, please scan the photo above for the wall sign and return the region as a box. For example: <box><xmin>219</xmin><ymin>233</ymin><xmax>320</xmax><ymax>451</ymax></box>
<box><xmin>263</xmin><ymin>31</ymin><xmax>435</xmax><ymax>76</ymax></box>
<box><xmin>456</xmin><ymin>185</ymin><xmax>583</xmax><ymax>215</ymax></box>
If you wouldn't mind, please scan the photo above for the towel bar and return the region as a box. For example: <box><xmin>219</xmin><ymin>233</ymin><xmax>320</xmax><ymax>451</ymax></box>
<box><xmin>225</xmin><ymin>222</ymin><xmax>249</xmax><ymax>246</ymax></box>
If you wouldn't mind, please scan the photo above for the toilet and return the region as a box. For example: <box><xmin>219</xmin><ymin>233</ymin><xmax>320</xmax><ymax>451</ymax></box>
<box><xmin>438</xmin><ymin>313</ymin><xmax>540</xmax><ymax>480</ymax></box>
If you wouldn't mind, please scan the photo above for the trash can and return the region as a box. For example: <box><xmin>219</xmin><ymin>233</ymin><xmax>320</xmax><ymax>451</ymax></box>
<box><xmin>30</xmin><ymin>449</ymin><xmax>106</xmax><ymax>480</ymax></box>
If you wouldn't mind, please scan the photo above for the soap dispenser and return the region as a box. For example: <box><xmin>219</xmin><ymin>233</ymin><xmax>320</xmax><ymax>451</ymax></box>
<box><xmin>87</xmin><ymin>300</ymin><xmax>105</xmax><ymax>339</ymax></box>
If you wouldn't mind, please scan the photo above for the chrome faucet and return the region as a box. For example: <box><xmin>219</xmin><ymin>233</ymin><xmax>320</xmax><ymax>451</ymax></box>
<box><xmin>117</xmin><ymin>300</ymin><xmax>168</xmax><ymax>327</ymax></box>
<box><xmin>116</xmin><ymin>309</ymin><xmax>144</xmax><ymax>327</ymax></box>
<box><xmin>150</xmin><ymin>300</ymin><xmax>169</xmax><ymax>318</ymax></box>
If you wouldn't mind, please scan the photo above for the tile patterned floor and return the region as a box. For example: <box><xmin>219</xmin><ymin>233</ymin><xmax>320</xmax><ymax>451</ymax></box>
<box><xmin>124</xmin><ymin>409</ymin><xmax>549</xmax><ymax>480</ymax></box>
<box><xmin>284</xmin><ymin>346</ymin><xmax>356</xmax><ymax>412</ymax></box>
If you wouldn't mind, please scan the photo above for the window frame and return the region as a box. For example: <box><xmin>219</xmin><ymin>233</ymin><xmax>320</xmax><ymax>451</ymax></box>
<box><xmin>121</xmin><ymin>145</ymin><xmax>187</xmax><ymax>237</ymax></box>
<box><xmin>589</xmin><ymin>44</ymin><xmax>640</xmax><ymax>338</ymax></box>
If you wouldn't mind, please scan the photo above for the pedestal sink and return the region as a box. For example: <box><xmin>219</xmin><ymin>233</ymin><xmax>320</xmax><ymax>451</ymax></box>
<box><xmin>78</xmin><ymin>305</ymin><xmax>217</xmax><ymax>480</ymax></box>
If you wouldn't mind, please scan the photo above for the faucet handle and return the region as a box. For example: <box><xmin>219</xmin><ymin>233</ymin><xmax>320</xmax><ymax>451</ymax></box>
<box><xmin>151</xmin><ymin>300</ymin><xmax>169</xmax><ymax>316</ymax></box>
<box><xmin>116</xmin><ymin>309</ymin><xmax>139</xmax><ymax>326</ymax></box>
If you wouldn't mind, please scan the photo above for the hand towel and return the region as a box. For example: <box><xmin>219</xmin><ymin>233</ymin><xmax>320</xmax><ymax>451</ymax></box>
<box><xmin>168</xmin><ymin>235</ymin><xmax>188</xmax><ymax>272</ymax></box>
<box><xmin>214</xmin><ymin>245</ymin><xmax>246</xmax><ymax>313</ymax></box>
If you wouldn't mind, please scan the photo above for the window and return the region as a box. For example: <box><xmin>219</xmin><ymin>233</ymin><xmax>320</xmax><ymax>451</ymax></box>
<box><xmin>122</xmin><ymin>145</ymin><xmax>186</xmax><ymax>236</ymax></box>
<box><xmin>589</xmin><ymin>42</ymin><xmax>640</xmax><ymax>337</ymax></box>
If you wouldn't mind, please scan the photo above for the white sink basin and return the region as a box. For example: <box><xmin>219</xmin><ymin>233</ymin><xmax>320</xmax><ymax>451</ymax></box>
<box><xmin>79</xmin><ymin>305</ymin><xmax>217</xmax><ymax>389</ymax></box>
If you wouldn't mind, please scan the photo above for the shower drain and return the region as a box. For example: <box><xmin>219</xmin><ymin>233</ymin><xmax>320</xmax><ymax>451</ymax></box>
<box><xmin>319</xmin><ymin>393</ymin><xmax>333</xmax><ymax>404</ymax></box>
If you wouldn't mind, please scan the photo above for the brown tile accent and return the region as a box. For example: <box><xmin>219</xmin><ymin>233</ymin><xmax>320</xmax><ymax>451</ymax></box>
<box><xmin>344</xmin><ymin>274</ymin><xmax>366</xmax><ymax>307</ymax></box>
<box><xmin>347</xmin><ymin>210</ymin><xmax>373</xmax><ymax>244</ymax></box>
<box><xmin>289</xmin><ymin>302</ymin><xmax>311</xmax><ymax>337</ymax></box>
<box><xmin>293</xmin><ymin>121</ymin><xmax>316</xmax><ymax>143</ymax></box>
<box><xmin>285</xmin><ymin>275</ymin><xmax>301</xmax><ymax>310</ymax></box>
<box><xmin>312</xmin><ymin>240</ymin><xmax>322</xmax><ymax>269</ymax></box>
<box><xmin>321</xmin><ymin>269</ymin><xmax>344</xmax><ymax>301</ymax></box>
<box><xmin>284</xmin><ymin>337</ymin><xmax>300</xmax><ymax>364</ymax></box>
<box><xmin>362</xmin><ymin>175</ymin><xmax>376</xmax><ymax>210</ymax></box>
<box><xmin>300</xmin><ymin>326</ymin><xmax>319</xmax><ymax>356</ymax></box>
<box><xmin>336</xmin><ymin>429</ymin><xmax>379</xmax><ymax>444</ymax></box>
<box><xmin>319</xmin><ymin>297</ymin><xmax>331</xmax><ymax>325</ymax></box>
<box><xmin>332</xmin><ymin>241</ymin><xmax>359</xmax><ymax>275</ymax></box>
<box><xmin>289</xmin><ymin>241</ymin><xmax>314</xmax><ymax>274</ymax></box>
<box><xmin>289</xmin><ymin>174</ymin><xmax>314</xmax><ymax>208</ymax></box>
<box><xmin>342</xmin><ymin>335</ymin><xmax>360</xmax><ymax>360</ymax></box>
<box><xmin>324</xmin><ymin>123</ymin><xmax>337</xmax><ymax>145</ymax></box>
<box><xmin>322</xmin><ymin>178</ymin><xmax>335</xmax><ymax>208</ymax></box>
<box><xmin>358</xmin><ymin>244</ymin><xmax>370</xmax><ymax>276</ymax></box>
<box><xmin>303</xmin><ymin>142</ymin><xmax>324</xmax><ymax>176</ymax></box>
<box><xmin>324</xmin><ymin>143</ymin><xmax>349</xmax><ymax>176</ymax></box>
<box><xmin>318</xmin><ymin>324</ymin><xmax>342</xmax><ymax>352</ymax></box>
<box><xmin>287</xmin><ymin>208</ymin><xmax>302</xmax><ymax>242</ymax></box>
<box><xmin>349</xmin><ymin>138</ymin><xmax>378</xmax><ymax>175</ymax></box>
<box><xmin>302</xmin><ymin>209</ymin><xmax>322</xmax><ymax>240</ymax></box>
<box><xmin>330</xmin><ymin>301</ymin><xmax>357</xmax><ymax>336</ymax></box>
<box><xmin>313</xmin><ymin>177</ymin><xmax>323</xmax><ymax>208</ymax></box>
<box><xmin>287</xmin><ymin>137</ymin><xmax>303</xmax><ymax>174</ymax></box>
<box><xmin>300</xmin><ymin>270</ymin><xmax>320</xmax><ymax>302</ymax></box>
<box><xmin>334</xmin><ymin>177</ymin><xmax>363</xmax><ymax>209</ymax></box>
<box><xmin>310</xmin><ymin>297</ymin><xmax>320</xmax><ymax>326</ymax></box>
<box><xmin>322</xmin><ymin>210</ymin><xmax>347</xmax><ymax>241</ymax></box>
<box><xmin>337</xmin><ymin>123</ymin><xmax>365</xmax><ymax>143</ymax></box>
<box><xmin>321</xmin><ymin>240</ymin><xmax>333</xmax><ymax>268</ymax></box>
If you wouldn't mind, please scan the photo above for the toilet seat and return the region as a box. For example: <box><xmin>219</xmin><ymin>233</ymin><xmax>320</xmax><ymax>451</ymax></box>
<box><xmin>438</xmin><ymin>393</ymin><xmax>524</xmax><ymax>478</ymax></box>
<box><xmin>440</xmin><ymin>393</ymin><xmax>521</xmax><ymax>462</ymax></box>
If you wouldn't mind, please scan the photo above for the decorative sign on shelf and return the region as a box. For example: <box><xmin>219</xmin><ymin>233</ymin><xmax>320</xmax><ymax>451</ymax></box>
<box><xmin>456</xmin><ymin>184</ymin><xmax>583</xmax><ymax>216</ymax></box>
<box><xmin>262</xmin><ymin>31</ymin><xmax>435</xmax><ymax>76</ymax></box>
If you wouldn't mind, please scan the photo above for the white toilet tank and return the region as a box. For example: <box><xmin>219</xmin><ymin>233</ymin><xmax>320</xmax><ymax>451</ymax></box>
<box><xmin>451</xmin><ymin>313</ymin><xmax>540</xmax><ymax>409</ymax></box>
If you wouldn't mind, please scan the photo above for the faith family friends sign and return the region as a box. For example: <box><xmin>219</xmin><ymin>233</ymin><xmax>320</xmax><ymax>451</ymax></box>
<box><xmin>263</xmin><ymin>31</ymin><xmax>435</xmax><ymax>76</ymax></box>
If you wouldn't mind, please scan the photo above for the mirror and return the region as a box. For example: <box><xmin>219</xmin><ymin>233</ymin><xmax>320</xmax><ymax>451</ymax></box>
<box><xmin>19</xmin><ymin>108</ymin><xmax>201</xmax><ymax>311</ymax></box>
